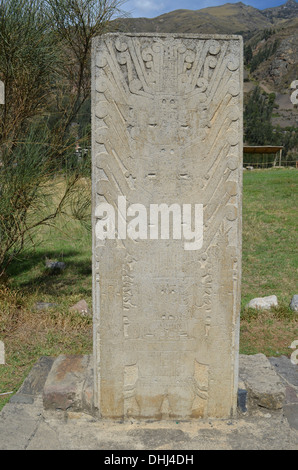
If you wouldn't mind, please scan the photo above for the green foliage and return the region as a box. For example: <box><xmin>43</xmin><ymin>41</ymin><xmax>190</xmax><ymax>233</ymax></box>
<box><xmin>261</xmin><ymin>28</ymin><xmax>276</xmax><ymax>41</ymax></box>
<box><xmin>242</xmin><ymin>169</ymin><xmax>298</xmax><ymax>306</ymax></box>
<box><xmin>244</xmin><ymin>86</ymin><xmax>275</xmax><ymax>145</ymax></box>
<box><xmin>0</xmin><ymin>121</ymin><xmax>88</xmax><ymax>276</ymax></box>
<box><xmin>244</xmin><ymin>86</ymin><xmax>298</xmax><ymax>159</ymax></box>
<box><xmin>250</xmin><ymin>39</ymin><xmax>279</xmax><ymax>73</ymax></box>
<box><xmin>0</xmin><ymin>0</ymin><xmax>127</xmax><ymax>277</ymax></box>
<box><xmin>0</xmin><ymin>0</ymin><xmax>59</xmax><ymax>145</ymax></box>
<box><xmin>45</xmin><ymin>0</ymin><xmax>127</xmax><ymax>138</ymax></box>
<box><xmin>244</xmin><ymin>44</ymin><xmax>253</xmax><ymax>65</ymax></box>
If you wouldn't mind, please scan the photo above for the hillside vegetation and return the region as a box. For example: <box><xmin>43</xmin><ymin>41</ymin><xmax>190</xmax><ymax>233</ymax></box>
<box><xmin>116</xmin><ymin>1</ymin><xmax>297</xmax><ymax>37</ymax></box>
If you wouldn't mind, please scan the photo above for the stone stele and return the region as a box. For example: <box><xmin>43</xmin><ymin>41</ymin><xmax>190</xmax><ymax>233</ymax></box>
<box><xmin>92</xmin><ymin>33</ymin><xmax>243</xmax><ymax>420</ymax></box>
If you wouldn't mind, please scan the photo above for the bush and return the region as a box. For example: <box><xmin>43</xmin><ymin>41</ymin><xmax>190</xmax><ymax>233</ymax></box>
<box><xmin>0</xmin><ymin>0</ymin><xmax>127</xmax><ymax>277</ymax></box>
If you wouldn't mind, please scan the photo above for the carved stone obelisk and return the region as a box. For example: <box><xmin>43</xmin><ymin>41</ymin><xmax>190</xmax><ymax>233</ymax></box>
<box><xmin>92</xmin><ymin>33</ymin><xmax>243</xmax><ymax>419</ymax></box>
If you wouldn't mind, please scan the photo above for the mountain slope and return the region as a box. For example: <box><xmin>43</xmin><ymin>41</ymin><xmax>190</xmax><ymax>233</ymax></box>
<box><xmin>247</xmin><ymin>17</ymin><xmax>298</xmax><ymax>91</ymax></box>
<box><xmin>115</xmin><ymin>1</ymin><xmax>297</xmax><ymax>36</ymax></box>
<box><xmin>262</xmin><ymin>0</ymin><xmax>298</xmax><ymax>22</ymax></box>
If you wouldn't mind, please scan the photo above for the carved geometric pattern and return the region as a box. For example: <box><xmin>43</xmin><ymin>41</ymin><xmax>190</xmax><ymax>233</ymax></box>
<box><xmin>92</xmin><ymin>33</ymin><xmax>243</xmax><ymax>420</ymax></box>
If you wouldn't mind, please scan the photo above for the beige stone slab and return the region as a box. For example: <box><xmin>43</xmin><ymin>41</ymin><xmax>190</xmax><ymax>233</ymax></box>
<box><xmin>91</xmin><ymin>33</ymin><xmax>243</xmax><ymax>420</ymax></box>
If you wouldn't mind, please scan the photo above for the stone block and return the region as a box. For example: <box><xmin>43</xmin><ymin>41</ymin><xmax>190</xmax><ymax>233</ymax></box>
<box><xmin>69</xmin><ymin>300</ymin><xmax>91</xmax><ymax>317</ymax></box>
<box><xmin>239</xmin><ymin>354</ymin><xmax>286</xmax><ymax>411</ymax></box>
<box><xmin>247</xmin><ymin>295</ymin><xmax>278</xmax><ymax>310</ymax></box>
<box><xmin>290</xmin><ymin>294</ymin><xmax>298</xmax><ymax>312</ymax></box>
<box><xmin>43</xmin><ymin>355</ymin><xmax>93</xmax><ymax>414</ymax></box>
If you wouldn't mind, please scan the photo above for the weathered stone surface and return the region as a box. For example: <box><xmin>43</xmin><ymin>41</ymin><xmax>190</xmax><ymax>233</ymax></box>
<box><xmin>29</xmin><ymin>355</ymin><xmax>295</xmax><ymax>419</ymax></box>
<box><xmin>247</xmin><ymin>295</ymin><xmax>278</xmax><ymax>310</ymax></box>
<box><xmin>34</xmin><ymin>302</ymin><xmax>58</xmax><ymax>311</ymax></box>
<box><xmin>43</xmin><ymin>355</ymin><xmax>93</xmax><ymax>414</ymax></box>
<box><xmin>0</xmin><ymin>81</ymin><xmax>4</xmax><ymax>105</ymax></box>
<box><xmin>239</xmin><ymin>354</ymin><xmax>286</xmax><ymax>410</ymax></box>
<box><xmin>269</xmin><ymin>355</ymin><xmax>298</xmax><ymax>427</ymax></box>
<box><xmin>69</xmin><ymin>299</ymin><xmax>91</xmax><ymax>317</ymax></box>
<box><xmin>92</xmin><ymin>33</ymin><xmax>243</xmax><ymax>419</ymax></box>
<box><xmin>1</xmin><ymin>395</ymin><xmax>298</xmax><ymax>450</ymax></box>
<box><xmin>269</xmin><ymin>355</ymin><xmax>298</xmax><ymax>389</ymax></box>
<box><xmin>10</xmin><ymin>356</ymin><xmax>55</xmax><ymax>404</ymax></box>
<box><xmin>2</xmin><ymin>354</ymin><xmax>297</xmax><ymax>450</ymax></box>
<box><xmin>283</xmin><ymin>404</ymin><xmax>298</xmax><ymax>430</ymax></box>
<box><xmin>290</xmin><ymin>294</ymin><xmax>298</xmax><ymax>312</ymax></box>
<box><xmin>45</xmin><ymin>259</ymin><xmax>66</xmax><ymax>273</ymax></box>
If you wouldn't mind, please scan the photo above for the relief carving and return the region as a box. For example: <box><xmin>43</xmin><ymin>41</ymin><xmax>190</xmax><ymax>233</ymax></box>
<box><xmin>92</xmin><ymin>33</ymin><xmax>242</xmax><ymax>419</ymax></box>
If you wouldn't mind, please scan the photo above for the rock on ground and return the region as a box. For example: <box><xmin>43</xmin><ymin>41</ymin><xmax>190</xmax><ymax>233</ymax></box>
<box><xmin>239</xmin><ymin>354</ymin><xmax>285</xmax><ymax>410</ymax></box>
<box><xmin>247</xmin><ymin>295</ymin><xmax>278</xmax><ymax>310</ymax></box>
<box><xmin>69</xmin><ymin>300</ymin><xmax>91</xmax><ymax>317</ymax></box>
<box><xmin>290</xmin><ymin>295</ymin><xmax>298</xmax><ymax>312</ymax></box>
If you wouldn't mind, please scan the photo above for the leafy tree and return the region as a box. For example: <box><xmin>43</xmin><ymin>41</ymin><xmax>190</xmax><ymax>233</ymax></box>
<box><xmin>250</xmin><ymin>39</ymin><xmax>280</xmax><ymax>73</ymax></box>
<box><xmin>0</xmin><ymin>0</ymin><xmax>58</xmax><ymax>147</ymax></box>
<box><xmin>244</xmin><ymin>86</ymin><xmax>275</xmax><ymax>145</ymax></box>
<box><xmin>261</xmin><ymin>28</ymin><xmax>275</xmax><ymax>41</ymax></box>
<box><xmin>244</xmin><ymin>86</ymin><xmax>297</xmax><ymax>162</ymax></box>
<box><xmin>0</xmin><ymin>0</ymin><xmax>127</xmax><ymax>277</ymax></box>
<box><xmin>244</xmin><ymin>45</ymin><xmax>252</xmax><ymax>65</ymax></box>
<box><xmin>45</xmin><ymin>0</ymin><xmax>127</xmax><ymax>141</ymax></box>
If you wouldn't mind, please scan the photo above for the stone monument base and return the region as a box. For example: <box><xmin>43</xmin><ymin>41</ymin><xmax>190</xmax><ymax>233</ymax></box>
<box><xmin>9</xmin><ymin>354</ymin><xmax>297</xmax><ymax>425</ymax></box>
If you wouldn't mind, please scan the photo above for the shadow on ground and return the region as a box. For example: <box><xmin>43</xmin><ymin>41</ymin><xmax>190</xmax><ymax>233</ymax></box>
<box><xmin>6</xmin><ymin>249</ymin><xmax>92</xmax><ymax>298</ymax></box>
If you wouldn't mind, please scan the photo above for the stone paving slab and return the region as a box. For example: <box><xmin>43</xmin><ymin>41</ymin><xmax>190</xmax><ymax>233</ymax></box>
<box><xmin>268</xmin><ymin>356</ymin><xmax>298</xmax><ymax>431</ymax></box>
<box><xmin>9</xmin><ymin>356</ymin><xmax>55</xmax><ymax>405</ymax></box>
<box><xmin>269</xmin><ymin>356</ymin><xmax>298</xmax><ymax>389</ymax></box>
<box><xmin>0</xmin><ymin>402</ymin><xmax>297</xmax><ymax>450</ymax></box>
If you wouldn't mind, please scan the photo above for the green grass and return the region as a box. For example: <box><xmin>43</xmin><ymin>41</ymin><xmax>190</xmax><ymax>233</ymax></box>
<box><xmin>240</xmin><ymin>167</ymin><xmax>298</xmax><ymax>356</ymax></box>
<box><xmin>0</xmin><ymin>208</ymin><xmax>93</xmax><ymax>410</ymax></box>
<box><xmin>0</xmin><ymin>168</ymin><xmax>297</xmax><ymax>410</ymax></box>
<box><xmin>242</xmin><ymin>168</ymin><xmax>297</xmax><ymax>306</ymax></box>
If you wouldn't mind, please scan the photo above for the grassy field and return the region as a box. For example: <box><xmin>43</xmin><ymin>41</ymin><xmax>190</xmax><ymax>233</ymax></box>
<box><xmin>241</xmin><ymin>168</ymin><xmax>297</xmax><ymax>356</ymax></box>
<box><xmin>0</xmin><ymin>167</ymin><xmax>297</xmax><ymax>409</ymax></box>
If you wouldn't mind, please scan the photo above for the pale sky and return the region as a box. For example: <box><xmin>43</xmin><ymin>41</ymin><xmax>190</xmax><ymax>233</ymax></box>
<box><xmin>122</xmin><ymin>0</ymin><xmax>292</xmax><ymax>19</ymax></box>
